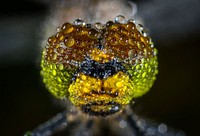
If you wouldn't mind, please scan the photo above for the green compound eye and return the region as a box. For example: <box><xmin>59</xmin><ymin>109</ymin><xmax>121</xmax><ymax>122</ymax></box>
<box><xmin>40</xmin><ymin>15</ymin><xmax>158</xmax><ymax>116</ymax></box>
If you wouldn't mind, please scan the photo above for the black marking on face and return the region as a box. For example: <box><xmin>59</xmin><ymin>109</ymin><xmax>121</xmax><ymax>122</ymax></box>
<box><xmin>72</xmin><ymin>59</ymin><xmax>126</xmax><ymax>81</ymax></box>
<box><xmin>81</xmin><ymin>102</ymin><xmax>121</xmax><ymax>116</ymax></box>
<box><xmin>96</xmin><ymin>44</ymin><xmax>104</xmax><ymax>50</ymax></box>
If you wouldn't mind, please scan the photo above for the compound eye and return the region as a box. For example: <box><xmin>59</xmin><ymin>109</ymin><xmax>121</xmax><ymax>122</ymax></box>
<box><xmin>102</xmin><ymin>20</ymin><xmax>154</xmax><ymax>64</ymax></box>
<box><xmin>45</xmin><ymin>22</ymin><xmax>101</xmax><ymax>69</ymax></box>
<box><xmin>41</xmin><ymin>20</ymin><xmax>102</xmax><ymax>99</ymax></box>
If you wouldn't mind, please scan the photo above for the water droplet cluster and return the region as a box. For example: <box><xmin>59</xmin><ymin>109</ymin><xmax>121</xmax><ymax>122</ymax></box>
<box><xmin>40</xmin><ymin>56</ymin><xmax>73</xmax><ymax>98</ymax></box>
<box><xmin>45</xmin><ymin>22</ymin><xmax>100</xmax><ymax>68</ymax></box>
<box><xmin>69</xmin><ymin>72</ymin><xmax>133</xmax><ymax>111</ymax></box>
<box><xmin>102</xmin><ymin>19</ymin><xmax>155</xmax><ymax>63</ymax></box>
<box><xmin>128</xmin><ymin>56</ymin><xmax>158</xmax><ymax>97</ymax></box>
<box><xmin>41</xmin><ymin>15</ymin><xmax>158</xmax><ymax>115</ymax></box>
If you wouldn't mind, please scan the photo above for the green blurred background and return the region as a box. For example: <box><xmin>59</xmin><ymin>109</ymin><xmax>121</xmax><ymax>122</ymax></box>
<box><xmin>0</xmin><ymin>0</ymin><xmax>200</xmax><ymax>136</ymax></box>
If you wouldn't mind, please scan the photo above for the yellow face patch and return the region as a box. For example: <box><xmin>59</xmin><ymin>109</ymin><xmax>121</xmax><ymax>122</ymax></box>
<box><xmin>68</xmin><ymin>72</ymin><xmax>133</xmax><ymax>115</ymax></box>
<box><xmin>40</xmin><ymin>16</ymin><xmax>158</xmax><ymax>116</ymax></box>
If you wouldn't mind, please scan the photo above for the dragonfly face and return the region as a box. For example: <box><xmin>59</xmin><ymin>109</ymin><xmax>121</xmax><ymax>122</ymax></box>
<box><xmin>40</xmin><ymin>16</ymin><xmax>158</xmax><ymax>116</ymax></box>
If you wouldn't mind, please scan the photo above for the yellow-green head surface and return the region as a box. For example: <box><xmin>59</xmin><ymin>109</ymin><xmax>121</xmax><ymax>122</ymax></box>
<box><xmin>41</xmin><ymin>16</ymin><xmax>158</xmax><ymax>116</ymax></box>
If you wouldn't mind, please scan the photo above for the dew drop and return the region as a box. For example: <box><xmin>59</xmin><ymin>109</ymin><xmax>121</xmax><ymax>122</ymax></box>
<box><xmin>57</xmin><ymin>77</ymin><xmax>62</xmax><ymax>83</ymax></box>
<box><xmin>146</xmin><ymin>127</ymin><xmax>155</xmax><ymax>135</ymax></box>
<box><xmin>86</xmin><ymin>24</ymin><xmax>92</xmax><ymax>28</ymax></box>
<box><xmin>128</xmin><ymin>49</ymin><xmax>137</xmax><ymax>59</ymax></box>
<box><xmin>142</xmin><ymin>31</ymin><xmax>147</xmax><ymax>37</ymax></box>
<box><xmin>58</xmin><ymin>64</ymin><xmax>64</xmax><ymax>70</ymax></box>
<box><xmin>128</xmin><ymin>38</ymin><xmax>136</xmax><ymax>45</ymax></box>
<box><xmin>119</xmin><ymin>37</ymin><xmax>128</xmax><ymax>45</ymax></box>
<box><xmin>106</xmin><ymin>21</ymin><xmax>114</xmax><ymax>27</ymax></box>
<box><xmin>143</xmin><ymin>48</ymin><xmax>148</xmax><ymax>56</ymax></box>
<box><xmin>119</xmin><ymin>120</ymin><xmax>127</xmax><ymax>128</ymax></box>
<box><xmin>136</xmin><ymin>24</ymin><xmax>146</xmax><ymax>35</ymax></box>
<box><xmin>52</xmin><ymin>53</ymin><xmax>57</xmax><ymax>60</ymax></box>
<box><xmin>48</xmin><ymin>36</ymin><xmax>56</xmax><ymax>44</ymax></box>
<box><xmin>88</xmin><ymin>28</ymin><xmax>99</xmax><ymax>39</ymax></box>
<box><xmin>94</xmin><ymin>22</ymin><xmax>103</xmax><ymax>30</ymax></box>
<box><xmin>128</xmin><ymin>19</ymin><xmax>136</xmax><ymax>23</ymax></box>
<box><xmin>113</xmin><ymin>105</ymin><xmax>119</xmax><ymax>111</ymax></box>
<box><xmin>116</xmin><ymin>82</ymin><xmax>123</xmax><ymax>88</ymax></box>
<box><xmin>158</xmin><ymin>123</ymin><xmax>167</xmax><ymax>134</ymax></box>
<box><xmin>142</xmin><ymin>72</ymin><xmax>147</xmax><ymax>78</ymax></box>
<box><xmin>64</xmin><ymin>37</ymin><xmax>75</xmax><ymax>47</ymax></box>
<box><xmin>52</xmin><ymin>69</ymin><xmax>56</xmax><ymax>76</ymax></box>
<box><xmin>57</xmin><ymin>47</ymin><xmax>64</xmax><ymax>54</ymax></box>
<box><xmin>137</xmin><ymin>42</ymin><xmax>142</xmax><ymax>49</ymax></box>
<box><xmin>56</xmin><ymin>32</ymin><xmax>64</xmax><ymax>41</ymax></box>
<box><xmin>114</xmin><ymin>15</ymin><xmax>127</xmax><ymax>24</ymax></box>
<box><xmin>62</xmin><ymin>23</ymin><xmax>74</xmax><ymax>34</ymax></box>
<box><xmin>125</xmin><ymin>22</ymin><xmax>136</xmax><ymax>30</ymax></box>
<box><xmin>74</xmin><ymin>18</ymin><xmax>86</xmax><ymax>26</ymax></box>
<box><xmin>137</xmin><ymin>24</ymin><xmax>144</xmax><ymax>31</ymax></box>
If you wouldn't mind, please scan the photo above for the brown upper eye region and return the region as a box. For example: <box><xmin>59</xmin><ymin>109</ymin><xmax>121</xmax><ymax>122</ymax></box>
<box><xmin>72</xmin><ymin>58</ymin><xmax>126</xmax><ymax>81</ymax></box>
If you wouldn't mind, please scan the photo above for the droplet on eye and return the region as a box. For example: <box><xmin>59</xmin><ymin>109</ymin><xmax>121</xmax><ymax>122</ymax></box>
<box><xmin>128</xmin><ymin>49</ymin><xmax>137</xmax><ymax>59</ymax></box>
<box><xmin>73</xmin><ymin>18</ymin><xmax>86</xmax><ymax>26</ymax></box>
<box><xmin>52</xmin><ymin>53</ymin><xmax>57</xmax><ymax>60</ymax></box>
<box><xmin>58</xmin><ymin>63</ymin><xmax>64</xmax><ymax>70</ymax></box>
<box><xmin>136</xmin><ymin>24</ymin><xmax>148</xmax><ymax>37</ymax></box>
<box><xmin>119</xmin><ymin>37</ymin><xmax>128</xmax><ymax>45</ymax></box>
<box><xmin>62</xmin><ymin>23</ymin><xmax>74</xmax><ymax>34</ymax></box>
<box><xmin>137</xmin><ymin>42</ymin><xmax>142</xmax><ymax>49</ymax></box>
<box><xmin>55</xmin><ymin>32</ymin><xmax>64</xmax><ymax>41</ymax></box>
<box><xmin>106</xmin><ymin>21</ymin><xmax>114</xmax><ymax>27</ymax></box>
<box><xmin>94</xmin><ymin>22</ymin><xmax>103</xmax><ymax>30</ymax></box>
<box><xmin>128</xmin><ymin>38</ymin><xmax>136</xmax><ymax>45</ymax></box>
<box><xmin>64</xmin><ymin>36</ymin><xmax>75</xmax><ymax>47</ymax></box>
<box><xmin>57</xmin><ymin>47</ymin><xmax>64</xmax><ymax>54</ymax></box>
<box><xmin>128</xmin><ymin>19</ymin><xmax>135</xmax><ymax>23</ymax></box>
<box><xmin>48</xmin><ymin>36</ymin><xmax>56</xmax><ymax>44</ymax></box>
<box><xmin>136</xmin><ymin>24</ymin><xmax>144</xmax><ymax>31</ymax></box>
<box><xmin>116</xmin><ymin>81</ymin><xmax>123</xmax><ymax>88</ymax></box>
<box><xmin>86</xmin><ymin>23</ymin><xmax>92</xmax><ymax>28</ymax></box>
<box><xmin>88</xmin><ymin>28</ymin><xmax>99</xmax><ymax>39</ymax></box>
<box><xmin>125</xmin><ymin>22</ymin><xmax>136</xmax><ymax>30</ymax></box>
<box><xmin>114</xmin><ymin>15</ymin><xmax>127</xmax><ymax>24</ymax></box>
<box><xmin>110</xmin><ymin>38</ymin><xmax>118</xmax><ymax>45</ymax></box>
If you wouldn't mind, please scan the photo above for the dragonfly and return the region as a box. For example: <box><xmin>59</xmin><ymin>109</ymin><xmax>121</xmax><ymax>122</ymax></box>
<box><xmin>25</xmin><ymin>0</ymin><xmax>186</xmax><ymax>136</ymax></box>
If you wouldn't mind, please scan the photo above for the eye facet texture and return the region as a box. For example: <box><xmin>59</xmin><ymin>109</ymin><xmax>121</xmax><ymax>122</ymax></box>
<box><xmin>41</xmin><ymin>16</ymin><xmax>158</xmax><ymax>116</ymax></box>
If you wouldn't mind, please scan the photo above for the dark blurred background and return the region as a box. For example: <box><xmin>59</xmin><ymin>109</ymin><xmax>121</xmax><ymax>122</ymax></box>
<box><xmin>0</xmin><ymin>0</ymin><xmax>200</xmax><ymax>136</ymax></box>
